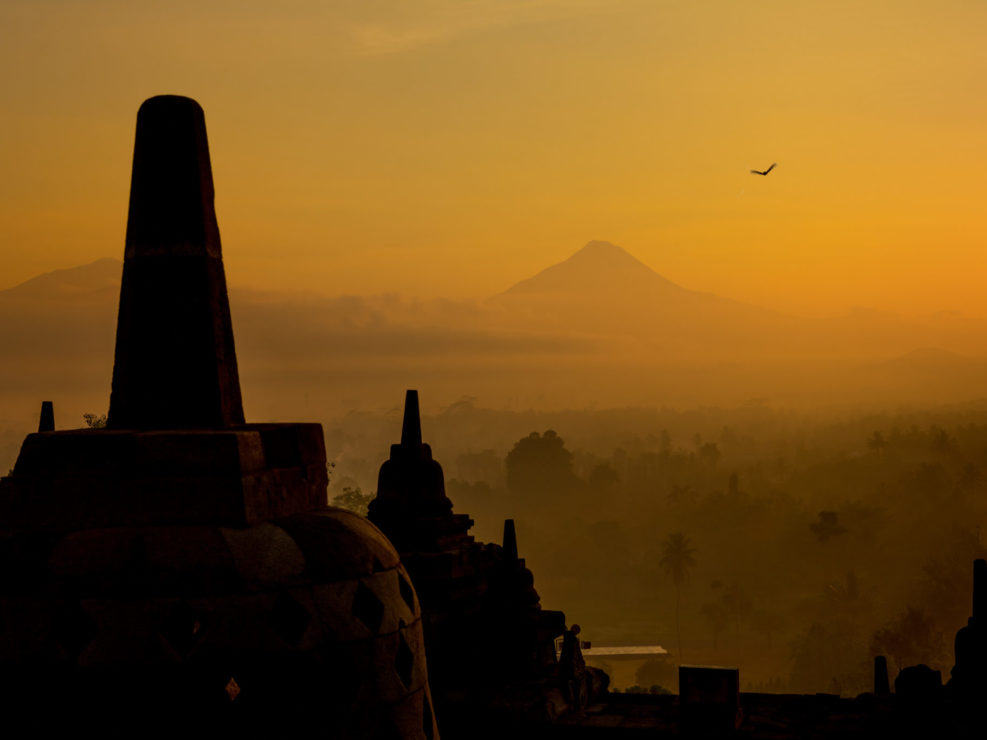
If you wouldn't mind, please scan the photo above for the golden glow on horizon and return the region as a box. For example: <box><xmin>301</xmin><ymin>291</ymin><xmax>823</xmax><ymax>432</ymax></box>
<box><xmin>2</xmin><ymin>1</ymin><xmax>987</xmax><ymax>318</ymax></box>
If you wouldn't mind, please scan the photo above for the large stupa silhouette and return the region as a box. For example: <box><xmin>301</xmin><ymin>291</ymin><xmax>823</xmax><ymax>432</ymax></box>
<box><xmin>0</xmin><ymin>96</ymin><xmax>437</xmax><ymax>739</ymax></box>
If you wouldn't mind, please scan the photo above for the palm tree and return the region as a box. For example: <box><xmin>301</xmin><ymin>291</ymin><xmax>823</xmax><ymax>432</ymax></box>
<box><xmin>660</xmin><ymin>532</ymin><xmax>697</xmax><ymax>662</ymax></box>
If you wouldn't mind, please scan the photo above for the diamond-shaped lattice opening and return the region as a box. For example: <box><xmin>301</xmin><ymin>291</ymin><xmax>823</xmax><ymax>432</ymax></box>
<box><xmin>225</xmin><ymin>677</ymin><xmax>241</xmax><ymax>702</ymax></box>
<box><xmin>423</xmin><ymin>693</ymin><xmax>435</xmax><ymax>740</ymax></box>
<box><xmin>395</xmin><ymin>630</ymin><xmax>414</xmax><ymax>689</ymax></box>
<box><xmin>270</xmin><ymin>592</ymin><xmax>311</xmax><ymax>648</ymax></box>
<box><xmin>352</xmin><ymin>581</ymin><xmax>385</xmax><ymax>633</ymax></box>
<box><xmin>54</xmin><ymin>601</ymin><xmax>97</xmax><ymax>661</ymax></box>
<box><xmin>398</xmin><ymin>572</ymin><xmax>415</xmax><ymax>614</ymax></box>
<box><xmin>160</xmin><ymin>601</ymin><xmax>201</xmax><ymax>658</ymax></box>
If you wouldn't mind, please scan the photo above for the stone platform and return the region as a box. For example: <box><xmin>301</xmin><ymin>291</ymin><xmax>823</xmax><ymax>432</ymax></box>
<box><xmin>0</xmin><ymin>423</ymin><xmax>327</xmax><ymax>531</ymax></box>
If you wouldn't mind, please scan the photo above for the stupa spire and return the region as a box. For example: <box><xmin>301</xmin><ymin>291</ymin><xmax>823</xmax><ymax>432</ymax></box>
<box><xmin>107</xmin><ymin>95</ymin><xmax>244</xmax><ymax>429</ymax></box>
<box><xmin>974</xmin><ymin>558</ymin><xmax>986</xmax><ymax>622</ymax></box>
<box><xmin>503</xmin><ymin>518</ymin><xmax>519</xmax><ymax>561</ymax></box>
<box><xmin>401</xmin><ymin>389</ymin><xmax>423</xmax><ymax>449</ymax></box>
<box><xmin>37</xmin><ymin>401</ymin><xmax>54</xmax><ymax>433</ymax></box>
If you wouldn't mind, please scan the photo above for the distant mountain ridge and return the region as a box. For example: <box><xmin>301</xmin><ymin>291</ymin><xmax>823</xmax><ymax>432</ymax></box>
<box><xmin>2</xmin><ymin>244</ymin><xmax>987</xmax><ymax>418</ymax></box>
<box><xmin>0</xmin><ymin>258</ymin><xmax>120</xmax><ymax>302</ymax></box>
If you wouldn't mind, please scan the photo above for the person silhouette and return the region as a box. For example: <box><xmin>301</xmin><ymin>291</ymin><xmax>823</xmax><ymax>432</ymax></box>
<box><xmin>559</xmin><ymin>624</ymin><xmax>587</xmax><ymax>709</ymax></box>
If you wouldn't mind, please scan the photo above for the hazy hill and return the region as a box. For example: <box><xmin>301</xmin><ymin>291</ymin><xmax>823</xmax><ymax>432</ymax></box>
<box><xmin>0</xmin><ymin>259</ymin><xmax>118</xmax><ymax>400</ymax></box>
<box><xmin>0</xmin><ymin>258</ymin><xmax>121</xmax><ymax>303</ymax></box>
<box><xmin>856</xmin><ymin>347</ymin><xmax>987</xmax><ymax>394</ymax></box>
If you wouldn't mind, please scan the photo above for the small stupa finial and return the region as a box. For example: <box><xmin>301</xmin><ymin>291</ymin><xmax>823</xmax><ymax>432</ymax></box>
<box><xmin>503</xmin><ymin>518</ymin><xmax>519</xmax><ymax>561</ymax></box>
<box><xmin>401</xmin><ymin>390</ymin><xmax>423</xmax><ymax>449</ymax></box>
<box><xmin>874</xmin><ymin>655</ymin><xmax>890</xmax><ymax>697</ymax></box>
<box><xmin>974</xmin><ymin>558</ymin><xmax>986</xmax><ymax>622</ymax></box>
<box><xmin>38</xmin><ymin>402</ymin><xmax>54</xmax><ymax>433</ymax></box>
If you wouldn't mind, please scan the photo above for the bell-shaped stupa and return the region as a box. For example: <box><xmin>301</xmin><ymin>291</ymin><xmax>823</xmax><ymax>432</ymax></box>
<box><xmin>370</xmin><ymin>390</ymin><xmax>608</xmax><ymax>736</ymax></box>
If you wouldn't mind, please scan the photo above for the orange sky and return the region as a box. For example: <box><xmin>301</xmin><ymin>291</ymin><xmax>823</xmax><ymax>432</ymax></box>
<box><xmin>2</xmin><ymin>0</ymin><xmax>986</xmax><ymax>318</ymax></box>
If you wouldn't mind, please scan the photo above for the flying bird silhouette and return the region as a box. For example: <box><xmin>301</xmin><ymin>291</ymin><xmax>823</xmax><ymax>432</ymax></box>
<box><xmin>750</xmin><ymin>163</ymin><xmax>777</xmax><ymax>176</ymax></box>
